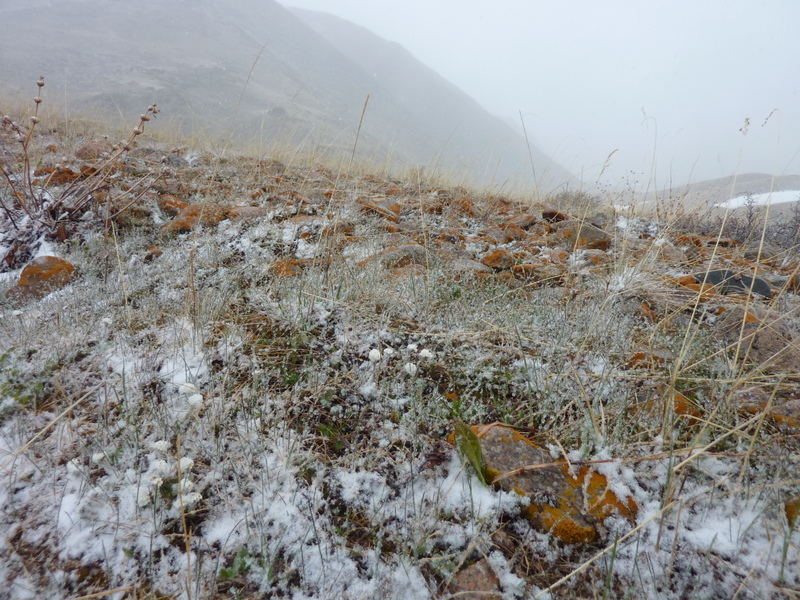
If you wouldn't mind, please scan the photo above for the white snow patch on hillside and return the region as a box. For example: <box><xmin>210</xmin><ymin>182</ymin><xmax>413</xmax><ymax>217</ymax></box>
<box><xmin>715</xmin><ymin>189</ymin><xmax>800</xmax><ymax>208</ymax></box>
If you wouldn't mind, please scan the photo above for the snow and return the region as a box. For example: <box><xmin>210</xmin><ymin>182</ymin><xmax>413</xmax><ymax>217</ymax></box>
<box><xmin>1</xmin><ymin>159</ymin><xmax>798</xmax><ymax>599</ymax></box>
<box><xmin>715</xmin><ymin>189</ymin><xmax>800</xmax><ymax>208</ymax></box>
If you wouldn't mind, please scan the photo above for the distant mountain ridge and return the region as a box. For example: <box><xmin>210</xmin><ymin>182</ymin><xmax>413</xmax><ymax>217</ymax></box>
<box><xmin>0</xmin><ymin>0</ymin><xmax>573</xmax><ymax>191</ymax></box>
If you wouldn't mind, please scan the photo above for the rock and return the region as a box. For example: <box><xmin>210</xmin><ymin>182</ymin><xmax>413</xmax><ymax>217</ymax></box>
<box><xmin>271</xmin><ymin>258</ymin><xmax>320</xmax><ymax>277</ymax></box>
<box><xmin>713</xmin><ymin>305</ymin><xmax>800</xmax><ymax>372</ymax></box>
<box><xmin>447</xmin><ymin>559</ymin><xmax>502</xmax><ymax>599</ymax></box>
<box><xmin>482</xmin><ymin>248</ymin><xmax>515</xmax><ymax>271</ymax></box>
<box><xmin>159</xmin><ymin>204</ymin><xmax>230</xmax><ymax>236</ymax></box>
<box><xmin>6</xmin><ymin>256</ymin><xmax>75</xmax><ymax>303</ymax></box>
<box><xmin>451</xmin><ymin>423</ymin><xmax>637</xmax><ymax>544</ymax></box>
<box><xmin>691</xmin><ymin>269</ymin><xmax>772</xmax><ymax>298</ymax></box>
<box><xmin>735</xmin><ymin>388</ymin><xmax>800</xmax><ymax>431</ymax></box>
<box><xmin>787</xmin><ymin>498</ymin><xmax>800</xmax><ymax>528</ymax></box>
<box><xmin>549</xmin><ymin>220</ymin><xmax>612</xmax><ymax>250</ymax></box>
<box><xmin>75</xmin><ymin>140</ymin><xmax>112</xmax><ymax>160</ymax></box>
<box><xmin>541</xmin><ymin>208</ymin><xmax>571</xmax><ymax>222</ymax></box>
<box><xmin>503</xmin><ymin>213</ymin><xmax>538</xmax><ymax>230</ymax></box>
<box><xmin>157</xmin><ymin>194</ymin><xmax>189</xmax><ymax>217</ymax></box>
<box><xmin>511</xmin><ymin>263</ymin><xmax>564</xmax><ymax>284</ymax></box>
<box><xmin>357</xmin><ymin>198</ymin><xmax>402</xmax><ymax>223</ymax></box>
<box><xmin>363</xmin><ymin>244</ymin><xmax>436</xmax><ymax>269</ymax></box>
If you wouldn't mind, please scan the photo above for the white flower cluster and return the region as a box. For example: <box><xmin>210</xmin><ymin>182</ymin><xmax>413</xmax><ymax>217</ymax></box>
<box><xmin>367</xmin><ymin>342</ymin><xmax>435</xmax><ymax>377</ymax></box>
<box><xmin>137</xmin><ymin>441</ymin><xmax>202</xmax><ymax>509</ymax></box>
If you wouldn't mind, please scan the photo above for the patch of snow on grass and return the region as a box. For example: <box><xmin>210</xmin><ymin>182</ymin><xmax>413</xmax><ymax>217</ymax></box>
<box><xmin>715</xmin><ymin>189</ymin><xmax>800</xmax><ymax>208</ymax></box>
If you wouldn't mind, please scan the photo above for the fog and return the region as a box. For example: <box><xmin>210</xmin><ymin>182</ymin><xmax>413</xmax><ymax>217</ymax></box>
<box><xmin>283</xmin><ymin>0</ymin><xmax>800</xmax><ymax>189</ymax></box>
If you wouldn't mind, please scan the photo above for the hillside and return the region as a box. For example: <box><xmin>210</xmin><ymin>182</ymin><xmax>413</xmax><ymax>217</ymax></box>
<box><xmin>1</xmin><ymin>101</ymin><xmax>799</xmax><ymax>598</ymax></box>
<box><xmin>0</xmin><ymin>0</ymin><xmax>572</xmax><ymax>191</ymax></box>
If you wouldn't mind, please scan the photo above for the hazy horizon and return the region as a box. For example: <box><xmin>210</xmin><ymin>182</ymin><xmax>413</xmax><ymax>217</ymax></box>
<box><xmin>283</xmin><ymin>0</ymin><xmax>800</xmax><ymax>190</ymax></box>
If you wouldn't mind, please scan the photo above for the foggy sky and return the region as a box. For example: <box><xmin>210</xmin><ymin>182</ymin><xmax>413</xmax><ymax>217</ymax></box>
<box><xmin>283</xmin><ymin>0</ymin><xmax>800</xmax><ymax>189</ymax></box>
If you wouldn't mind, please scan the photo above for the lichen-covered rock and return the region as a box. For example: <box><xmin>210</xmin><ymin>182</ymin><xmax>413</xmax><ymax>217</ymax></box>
<box><xmin>450</xmin><ymin>423</ymin><xmax>638</xmax><ymax>544</ymax></box>
<box><xmin>549</xmin><ymin>220</ymin><xmax>612</xmax><ymax>250</ymax></box>
<box><xmin>5</xmin><ymin>256</ymin><xmax>75</xmax><ymax>303</ymax></box>
<box><xmin>159</xmin><ymin>204</ymin><xmax>231</xmax><ymax>236</ymax></box>
<box><xmin>482</xmin><ymin>248</ymin><xmax>514</xmax><ymax>270</ymax></box>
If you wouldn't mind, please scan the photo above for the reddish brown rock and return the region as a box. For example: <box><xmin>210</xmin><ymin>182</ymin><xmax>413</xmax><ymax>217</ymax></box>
<box><xmin>550</xmin><ymin>220</ymin><xmax>612</xmax><ymax>250</ymax></box>
<box><xmin>157</xmin><ymin>194</ymin><xmax>189</xmax><ymax>217</ymax></box>
<box><xmin>503</xmin><ymin>213</ymin><xmax>538</xmax><ymax>230</ymax></box>
<box><xmin>363</xmin><ymin>244</ymin><xmax>435</xmax><ymax>269</ymax></box>
<box><xmin>450</xmin><ymin>424</ymin><xmax>637</xmax><ymax>544</ymax></box>
<box><xmin>541</xmin><ymin>208</ymin><xmax>572</xmax><ymax>222</ymax></box>
<box><xmin>448</xmin><ymin>559</ymin><xmax>502</xmax><ymax>599</ymax></box>
<box><xmin>787</xmin><ymin>498</ymin><xmax>800</xmax><ymax>528</ymax></box>
<box><xmin>271</xmin><ymin>258</ymin><xmax>319</xmax><ymax>277</ymax></box>
<box><xmin>75</xmin><ymin>140</ymin><xmax>112</xmax><ymax>160</ymax></box>
<box><xmin>357</xmin><ymin>198</ymin><xmax>402</xmax><ymax>223</ymax></box>
<box><xmin>6</xmin><ymin>256</ymin><xmax>75</xmax><ymax>303</ymax></box>
<box><xmin>159</xmin><ymin>204</ymin><xmax>230</xmax><ymax>236</ymax></box>
<box><xmin>482</xmin><ymin>248</ymin><xmax>515</xmax><ymax>271</ymax></box>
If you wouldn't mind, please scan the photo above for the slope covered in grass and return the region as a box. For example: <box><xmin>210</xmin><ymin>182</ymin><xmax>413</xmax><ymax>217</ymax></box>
<box><xmin>1</xmin><ymin>109</ymin><xmax>799</xmax><ymax>599</ymax></box>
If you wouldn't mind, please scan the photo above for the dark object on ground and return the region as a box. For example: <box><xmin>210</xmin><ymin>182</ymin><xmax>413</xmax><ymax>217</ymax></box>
<box><xmin>692</xmin><ymin>269</ymin><xmax>772</xmax><ymax>298</ymax></box>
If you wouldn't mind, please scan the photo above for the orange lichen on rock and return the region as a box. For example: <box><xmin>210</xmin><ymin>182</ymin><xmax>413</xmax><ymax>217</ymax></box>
<box><xmin>159</xmin><ymin>204</ymin><xmax>231</xmax><ymax>236</ymax></box>
<box><xmin>448</xmin><ymin>423</ymin><xmax>638</xmax><ymax>545</ymax></box>
<box><xmin>6</xmin><ymin>256</ymin><xmax>76</xmax><ymax>303</ymax></box>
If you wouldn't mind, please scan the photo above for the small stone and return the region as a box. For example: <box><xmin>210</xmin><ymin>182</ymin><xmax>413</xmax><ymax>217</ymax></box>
<box><xmin>159</xmin><ymin>204</ymin><xmax>230</xmax><ymax>236</ymax></box>
<box><xmin>541</xmin><ymin>208</ymin><xmax>572</xmax><ymax>222</ymax></box>
<box><xmin>271</xmin><ymin>258</ymin><xmax>315</xmax><ymax>277</ymax></box>
<box><xmin>503</xmin><ymin>213</ymin><xmax>538</xmax><ymax>229</ymax></box>
<box><xmin>713</xmin><ymin>305</ymin><xmax>800</xmax><ymax>371</ymax></box>
<box><xmin>75</xmin><ymin>140</ymin><xmax>112</xmax><ymax>160</ymax></box>
<box><xmin>364</xmin><ymin>244</ymin><xmax>435</xmax><ymax>269</ymax></box>
<box><xmin>482</xmin><ymin>248</ymin><xmax>514</xmax><ymax>271</ymax></box>
<box><xmin>448</xmin><ymin>559</ymin><xmax>502</xmax><ymax>600</ymax></box>
<box><xmin>6</xmin><ymin>256</ymin><xmax>75</xmax><ymax>303</ymax></box>
<box><xmin>550</xmin><ymin>220</ymin><xmax>612</xmax><ymax>250</ymax></box>
<box><xmin>157</xmin><ymin>194</ymin><xmax>189</xmax><ymax>217</ymax></box>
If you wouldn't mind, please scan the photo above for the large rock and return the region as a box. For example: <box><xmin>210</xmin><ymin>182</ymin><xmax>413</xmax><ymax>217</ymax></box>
<box><xmin>451</xmin><ymin>423</ymin><xmax>637</xmax><ymax>544</ymax></box>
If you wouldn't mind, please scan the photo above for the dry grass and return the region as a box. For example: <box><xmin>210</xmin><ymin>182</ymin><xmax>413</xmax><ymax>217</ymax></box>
<box><xmin>0</xmin><ymin>87</ymin><xmax>799</xmax><ymax>599</ymax></box>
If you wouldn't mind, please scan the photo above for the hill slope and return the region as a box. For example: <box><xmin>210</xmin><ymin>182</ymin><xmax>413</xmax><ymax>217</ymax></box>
<box><xmin>0</xmin><ymin>0</ymin><xmax>572</xmax><ymax>190</ymax></box>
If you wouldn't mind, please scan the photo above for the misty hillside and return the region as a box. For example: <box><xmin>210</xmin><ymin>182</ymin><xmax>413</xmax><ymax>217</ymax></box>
<box><xmin>0</xmin><ymin>0</ymin><xmax>572</xmax><ymax>190</ymax></box>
